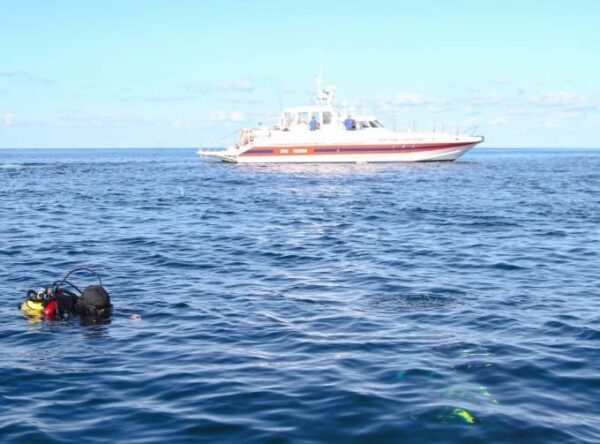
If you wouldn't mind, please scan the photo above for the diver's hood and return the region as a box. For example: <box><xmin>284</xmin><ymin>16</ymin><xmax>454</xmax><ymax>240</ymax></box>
<box><xmin>76</xmin><ymin>285</ymin><xmax>112</xmax><ymax>315</ymax></box>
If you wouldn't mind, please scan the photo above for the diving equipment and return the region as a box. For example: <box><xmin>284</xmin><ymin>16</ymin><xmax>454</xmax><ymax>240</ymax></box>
<box><xmin>20</xmin><ymin>268</ymin><xmax>112</xmax><ymax>320</ymax></box>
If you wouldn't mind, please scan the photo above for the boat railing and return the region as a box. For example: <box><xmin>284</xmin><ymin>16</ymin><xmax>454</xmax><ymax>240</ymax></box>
<box><xmin>239</xmin><ymin>128</ymin><xmax>275</xmax><ymax>146</ymax></box>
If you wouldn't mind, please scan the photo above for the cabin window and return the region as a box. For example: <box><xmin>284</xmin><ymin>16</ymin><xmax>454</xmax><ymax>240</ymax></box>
<box><xmin>297</xmin><ymin>112</ymin><xmax>309</xmax><ymax>124</ymax></box>
<box><xmin>283</xmin><ymin>112</ymin><xmax>294</xmax><ymax>127</ymax></box>
<box><xmin>323</xmin><ymin>111</ymin><xmax>332</xmax><ymax>125</ymax></box>
<box><xmin>369</xmin><ymin>121</ymin><xmax>378</xmax><ymax>128</ymax></box>
<box><xmin>374</xmin><ymin>120</ymin><xmax>384</xmax><ymax>128</ymax></box>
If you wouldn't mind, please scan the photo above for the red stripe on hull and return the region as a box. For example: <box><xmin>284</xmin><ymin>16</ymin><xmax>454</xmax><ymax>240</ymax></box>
<box><xmin>240</xmin><ymin>142</ymin><xmax>474</xmax><ymax>156</ymax></box>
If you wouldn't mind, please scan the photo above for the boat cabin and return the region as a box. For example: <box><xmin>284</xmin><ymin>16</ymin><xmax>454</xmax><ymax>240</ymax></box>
<box><xmin>277</xmin><ymin>106</ymin><xmax>340</xmax><ymax>131</ymax></box>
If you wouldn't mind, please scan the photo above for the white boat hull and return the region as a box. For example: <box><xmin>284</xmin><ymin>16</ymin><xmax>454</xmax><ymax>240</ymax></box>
<box><xmin>200</xmin><ymin>141</ymin><xmax>479</xmax><ymax>164</ymax></box>
<box><xmin>235</xmin><ymin>145</ymin><xmax>474</xmax><ymax>163</ymax></box>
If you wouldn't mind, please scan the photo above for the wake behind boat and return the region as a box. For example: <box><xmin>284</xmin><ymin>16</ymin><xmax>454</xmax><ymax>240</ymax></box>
<box><xmin>198</xmin><ymin>80</ymin><xmax>483</xmax><ymax>164</ymax></box>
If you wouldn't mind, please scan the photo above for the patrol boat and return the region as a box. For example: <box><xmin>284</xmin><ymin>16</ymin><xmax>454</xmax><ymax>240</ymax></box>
<box><xmin>198</xmin><ymin>82</ymin><xmax>483</xmax><ymax>163</ymax></box>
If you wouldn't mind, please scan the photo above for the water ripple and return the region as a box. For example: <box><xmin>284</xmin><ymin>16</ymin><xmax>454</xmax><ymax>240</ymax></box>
<box><xmin>0</xmin><ymin>148</ymin><xmax>599</xmax><ymax>443</ymax></box>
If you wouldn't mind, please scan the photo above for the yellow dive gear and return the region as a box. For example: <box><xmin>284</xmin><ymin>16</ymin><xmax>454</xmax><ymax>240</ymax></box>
<box><xmin>21</xmin><ymin>299</ymin><xmax>44</xmax><ymax>315</ymax></box>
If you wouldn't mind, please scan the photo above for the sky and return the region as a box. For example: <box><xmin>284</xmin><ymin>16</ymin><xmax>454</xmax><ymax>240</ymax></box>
<box><xmin>0</xmin><ymin>0</ymin><xmax>599</xmax><ymax>148</ymax></box>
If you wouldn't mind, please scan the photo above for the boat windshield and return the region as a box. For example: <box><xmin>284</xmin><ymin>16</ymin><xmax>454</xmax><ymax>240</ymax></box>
<box><xmin>355</xmin><ymin>119</ymin><xmax>385</xmax><ymax>129</ymax></box>
<box><xmin>283</xmin><ymin>112</ymin><xmax>294</xmax><ymax>127</ymax></box>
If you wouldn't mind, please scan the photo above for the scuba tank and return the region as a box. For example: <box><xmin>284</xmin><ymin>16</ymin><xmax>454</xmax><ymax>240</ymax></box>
<box><xmin>20</xmin><ymin>268</ymin><xmax>112</xmax><ymax>320</ymax></box>
<box><xmin>20</xmin><ymin>289</ymin><xmax>52</xmax><ymax>317</ymax></box>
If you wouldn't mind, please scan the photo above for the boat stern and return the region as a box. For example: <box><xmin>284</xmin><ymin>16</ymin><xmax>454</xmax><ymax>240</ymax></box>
<box><xmin>197</xmin><ymin>146</ymin><xmax>241</xmax><ymax>163</ymax></box>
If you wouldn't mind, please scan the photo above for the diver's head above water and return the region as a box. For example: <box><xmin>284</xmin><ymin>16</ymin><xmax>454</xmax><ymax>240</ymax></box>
<box><xmin>20</xmin><ymin>268</ymin><xmax>112</xmax><ymax>322</ymax></box>
<box><xmin>76</xmin><ymin>285</ymin><xmax>112</xmax><ymax>317</ymax></box>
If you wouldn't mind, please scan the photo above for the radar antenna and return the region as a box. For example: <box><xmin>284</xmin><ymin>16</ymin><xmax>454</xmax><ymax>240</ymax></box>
<box><xmin>315</xmin><ymin>52</ymin><xmax>335</xmax><ymax>106</ymax></box>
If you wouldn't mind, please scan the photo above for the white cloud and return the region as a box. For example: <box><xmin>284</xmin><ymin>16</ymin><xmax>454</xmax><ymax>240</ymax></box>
<box><xmin>123</xmin><ymin>94</ymin><xmax>198</xmax><ymax>102</ymax></box>
<box><xmin>217</xmin><ymin>79</ymin><xmax>254</xmax><ymax>92</ymax></box>
<box><xmin>542</xmin><ymin>117</ymin><xmax>560</xmax><ymax>129</ymax></box>
<box><xmin>229</xmin><ymin>111</ymin><xmax>246</xmax><ymax>122</ymax></box>
<box><xmin>211</xmin><ymin>111</ymin><xmax>247</xmax><ymax>122</ymax></box>
<box><xmin>182</xmin><ymin>82</ymin><xmax>210</xmax><ymax>93</ymax></box>
<box><xmin>538</xmin><ymin>111</ymin><xmax>584</xmax><ymax>129</ymax></box>
<box><xmin>0</xmin><ymin>70</ymin><xmax>21</xmax><ymax>78</ymax></box>
<box><xmin>528</xmin><ymin>91</ymin><xmax>593</xmax><ymax>110</ymax></box>
<box><xmin>462</xmin><ymin>105</ymin><xmax>483</xmax><ymax>115</ymax></box>
<box><xmin>426</xmin><ymin>103</ymin><xmax>447</xmax><ymax>113</ymax></box>
<box><xmin>0</xmin><ymin>70</ymin><xmax>55</xmax><ymax>84</ymax></box>
<box><xmin>489</xmin><ymin>117</ymin><xmax>508</xmax><ymax>126</ymax></box>
<box><xmin>375</xmin><ymin>92</ymin><xmax>433</xmax><ymax>114</ymax></box>
<box><xmin>506</xmin><ymin>107</ymin><xmax>533</xmax><ymax>115</ymax></box>
<box><xmin>393</xmin><ymin>92</ymin><xmax>430</xmax><ymax>105</ymax></box>
<box><xmin>172</xmin><ymin>119</ymin><xmax>187</xmax><ymax>129</ymax></box>
<box><xmin>468</xmin><ymin>93</ymin><xmax>504</xmax><ymax>106</ymax></box>
<box><xmin>4</xmin><ymin>112</ymin><xmax>15</xmax><ymax>126</ymax></box>
<box><xmin>60</xmin><ymin>112</ymin><xmax>164</xmax><ymax>128</ymax></box>
<box><xmin>182</xmin><ymin>79</ymin><xmax>254</xmax><ymax>93</ymax></box>
<box><xmin>557</xmin><ymin>111</ymin><xmax>583</xmax><ymax>120</ymax></box>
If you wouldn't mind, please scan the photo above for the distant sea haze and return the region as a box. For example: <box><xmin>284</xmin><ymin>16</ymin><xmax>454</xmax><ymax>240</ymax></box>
<box><xmin>0</xmin><ymin>148</ymin><xmax>598</xmax><ymax>443</ymax></box>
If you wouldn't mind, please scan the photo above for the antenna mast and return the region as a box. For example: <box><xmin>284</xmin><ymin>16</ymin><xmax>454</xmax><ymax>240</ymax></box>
<box><xmin>315</xmin><ymin>51</ymin><xmax>324</xmax><ymax>99</ymax></box>
<box><xmin>315</xmin><ymin>51</ymin><xmax>335</xmax><ymax>106</ymax></box>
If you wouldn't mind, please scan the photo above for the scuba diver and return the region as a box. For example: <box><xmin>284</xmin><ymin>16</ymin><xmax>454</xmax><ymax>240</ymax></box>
<box><xmin>20</xmin><ymin>268</ymin><xmax>112</xmax><ymax>322</ymax></box>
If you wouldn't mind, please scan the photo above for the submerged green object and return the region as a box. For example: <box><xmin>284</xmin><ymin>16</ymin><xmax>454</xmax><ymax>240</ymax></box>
<box><xmin>452</xmin><ymin>408</ymin><xmax>475</xmax><ymax>424</ymax></box>
<box><xmin>438</xmin><ymin>406</ymin><xmax>477</xmax><ymax>425</ymax></box>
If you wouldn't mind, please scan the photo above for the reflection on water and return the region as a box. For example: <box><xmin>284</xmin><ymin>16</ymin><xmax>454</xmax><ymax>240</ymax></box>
<box><xmin>81</xmin><ymin>322</ymin><xmax>111</xmax><ymax>339</ymax></box>
<box><xmin>235</xmin><ymin>159</ymin><xmax>477</xmax><ymax>177</ymax></box>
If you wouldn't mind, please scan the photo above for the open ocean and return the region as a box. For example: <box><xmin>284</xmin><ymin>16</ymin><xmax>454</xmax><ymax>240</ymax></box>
<box><xmin>0</xmin><ymin>148</ymin><xmax>598</xmax><ymax>443</ymax></box>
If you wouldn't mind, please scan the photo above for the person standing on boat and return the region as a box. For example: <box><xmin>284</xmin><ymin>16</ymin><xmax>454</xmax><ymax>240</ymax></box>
<box><xmin>309</xmin><ymin>115</ymin><xmax>319</xmax><ymax>131</ymax></box>
<box><xmin>344</xmin><ymin>115</ymin><xmax>355</xmax><ymax>131</ymax></box>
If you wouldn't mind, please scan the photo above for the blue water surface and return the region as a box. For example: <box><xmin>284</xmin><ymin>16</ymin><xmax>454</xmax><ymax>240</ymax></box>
<box><xmin>0</xmin><ymin>148</ymin><xmax>599</xmax><ymax>443</ymax></box>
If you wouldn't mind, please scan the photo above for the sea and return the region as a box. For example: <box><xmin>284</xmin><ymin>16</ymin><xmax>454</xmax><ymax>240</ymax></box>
<box><xmin>0</xmin><ymin>148</ymin><xmax>598</xmax><ymax>443</ymax></box>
